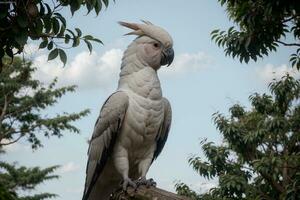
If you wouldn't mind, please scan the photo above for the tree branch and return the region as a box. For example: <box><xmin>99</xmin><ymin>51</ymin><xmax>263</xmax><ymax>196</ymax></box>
<box><xmin>1</xmin><ymin>122</ymin><xmax>43</xmax><ymax>143</ymax></box>
<box><xmin>259</xmin><ymin>171</ymin><xmax>284</xmax><ymax>193</ymax></box>
<box><xmin>247</xmin><ymin>153</ymin><xmax>284</xmax><ymax>194</ymax></box>
<box><xmin>0</xmin><ymin>134</ymin><xmax>23</xmax><ymax>146</ymax></box>
<box><xmin>0</xmin><ymin>95</ymin><xmax>8</xmax><ymax>124</ymax></box>
<box><xmin>28</xmin><ymin>33</ymin><xmax>65</xmax><ymax>40</ymax></box>
<box><xmin>277</xmin><ymin>41</ymin><xmax>300</xmax><ymax>47</ymax></box>
<box><xmin>282</xmin><ymin>16</ymin><xmax>297</xmax><ymax>23</ymax></box>
<box><xmin>111</xmin><ymin>186</ymin><xmax>190</xmax><ymax>200</ymax></box>
<box><xmin>0</xmin><ymin>95</ymin><xmax>9</xmax><ymax>137</ymax></box>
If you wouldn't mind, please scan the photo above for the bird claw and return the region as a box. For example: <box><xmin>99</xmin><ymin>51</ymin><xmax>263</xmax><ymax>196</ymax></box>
<box><xmin>136</xmin><ymin>177</ymin><xmax>157</xmax><ymax>188</ymax></box>
<box><xmin>122</xmin><ymin>177</ymin><xmax>137</xmax><ymax>191</ymax></box>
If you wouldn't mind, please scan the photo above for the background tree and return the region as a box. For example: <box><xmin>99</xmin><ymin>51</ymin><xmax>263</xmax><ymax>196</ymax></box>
<box><xmin>0</xmin><ymin>56</ymin><xmax>90</xmax><ymax>199</ymax></box>
<box><xmin>176</xmin><ymin>75</ymin><xmax>300</xmax><ymax>200</ymax></box>
<box><xmin>0</xmin><ymin>0</ymin><xmax>112</xmax><ymax>68</ymax></box>
<box><xmin>0</xmin><ymin>159</ymin><xmax>59</xmax><ymax>200</ymax></box>
<box><xmin>211</xmin><ymin>0</ymin><xmax>300</xmax><ymax>69</ymax></box>
<box><xmin>176</xmin><ymin>1</ymin><xmax>300</xmax><ymax>199</ymax></box>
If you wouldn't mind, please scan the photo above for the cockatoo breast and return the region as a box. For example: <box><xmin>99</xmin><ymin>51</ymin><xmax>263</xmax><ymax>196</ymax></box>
<box><xmin>116</xmin><ymin>67</ymin><xmax>164</xmax><ymax>160</ymax></box>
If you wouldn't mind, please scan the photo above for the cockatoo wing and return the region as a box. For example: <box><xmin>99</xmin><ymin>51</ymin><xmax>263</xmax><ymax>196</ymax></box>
<box><xmin>153</xmin><ymin>98</ymin><xmax>172</xmax><ymax>161</ymax></box>
<box><xmin>83</xmin><ymin>91</ymin><xmax>129</xmax><ymax>200</ymax></box>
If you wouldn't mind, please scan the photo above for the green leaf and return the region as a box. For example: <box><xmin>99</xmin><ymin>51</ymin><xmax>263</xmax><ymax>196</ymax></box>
<box><xmin>90</xmin><ymin>38</ymin><xmax>103</xmax><ymax>45</ymax></box>
<box><xmin>5</xmin><ymin>47</ymin><xmax>13</xmax><ymax>58</ymax></box>
<box><xmin>211</xmin><ymin>33</ymin><xmax>219</xmax><ymax>41</ymax></box>
<box><xmin>86</xmin><ymin>0</ymin><xmax>94</xmax><ymax>14</ymax></box>
<box><xmin>83</xmin><ymin>35</ymin><xmax>93</xmax><ymax>40</ymax></box>
<box><xmin>84</xmin><ymin>40</ymin><xmax>93</xmax><ymax>53</ymax></box>
<box><xmin>17</xmin><ymin>16</ymin><xmax>28</xmax><ymax>28</ymax></box>
<box><xmin>47</xmin><ymin>41</ymin><xmax>53</xmax><ymax>50</ymax></box>
<box><xmin>58</xmin><ymin>24</ymin><xmax>66</xmax><ymax>37</ymax></box>
<box><xmin>66</xmin><ymin>29</ymin><xmax>76</xmax><ymax>38</ymax></box>
<box><xmin>72</xmin><ymin>37</ymin><xmax>80</xmax><ymax>47</ymax></box>
<box><xmin>52</xmin><ymin>18</ymin><xmax>60</xmax><ymax>35</ymax></box>
<box><xmin>54</xmin><ymin>13</ymin><xmax>66</xmax><ymax>26</ymax></box>
<box><xmin>35</xmin><ymin>19</ymin><xmax>43</xmax><ymax>35</ymax></box>
<box><xmin>48</xmin><ymin>49</ymin><xmax>59</xmax><ymax>61</ymax></box>
<box><xmin>58</xmin><ymin>49</ymin><xmax>67</xmax><ymax>66</ymax></box>
<box><xmin>70</xmin><ymin>0</ymin><xmax>80</xmax><ymax>15</ymax></box>
<box><xmin>211</xmin><ymin>29</ymin><xmax>219</xmax><ymax>35</ymax></box>
<box><xmin>245</xmin><ymin>37</ymin><xmax>251</xmax><ymax>50</ymax></box>
<box><xmin>95</xmin><ymin>0</ymin><xmax>102</xmax><ymax>15</ymax></box>
<box><xmin>228</xmin><ymin>26</ymin><xmax>234</xmax><ymax>33</ymax></box>
<box><xmin>15</xmin><ymin>31</ymin><xmax>28</xmax><ymax>46</ymax></box>
<box><xmin>89</xmin><ymin>0</ymin><xmax>97</xmax><ymax>6</ymax></box>
<box><xmin>44</xmin><ymin>17</ymin><xmax>52</xmax><ymax>33</ymax></box>
<box><xmin>39</xmin><ymin>2</ymin><xmax>45</xmax><ymax>15</ymax></box>
<box><xmin>75</xmin><ymin>28</ymin><xmax>82</xmax><ymax>37</ymax></box>
<box><xmin>103</xmin><ymin>0</ymin><xmax>109</xmax><ymax>7</ymax></box>
<box><xmin>39</xmin><ymin>40</ymin><xmax>48</xmax><ymax>49</ymax></box>
<box><xmin>65</xmin><ymin>34</ymin><xmax>71</xmax><ymax>44</ymax></box>
<box><xmin>44</xmin><ymin>3</ymin><xmax>52</xmax><ymax>16</ymax></box>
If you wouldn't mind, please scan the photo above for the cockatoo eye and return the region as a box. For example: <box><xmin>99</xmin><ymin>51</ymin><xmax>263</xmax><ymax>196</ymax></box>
<box><xmin>153</xmin><ymin>43</ymin><xmax>160</xmax><ymax>48</ymax></box>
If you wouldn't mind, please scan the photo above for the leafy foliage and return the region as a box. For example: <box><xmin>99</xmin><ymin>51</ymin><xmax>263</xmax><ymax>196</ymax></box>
<box><xmin>0</xmin><ymin>161</ymin><xmax>59</xmax><ymax>200</ymax></box>
<box><xmin>0</xmin><ymin>57</ymin><xmax>90</xmax><ymax>149</ymax></box>
<box><xmin>211</xmin><ymin>0</ymin><xmax>300</xmax><ymax>69</ymax></box>
<box><xmin>0</xmin><ymin>0</ymin><xmax>110</xmax><ymax>67</ymax></box>
<box><xmin>176</xmin><ymin>75</ymin><xmax>300</xmax><ymax>200</ymax></box>
<box><xmin>0</xmin><ymin>57</ymin><xmax>90</xmax><ymax>199</ymax></box>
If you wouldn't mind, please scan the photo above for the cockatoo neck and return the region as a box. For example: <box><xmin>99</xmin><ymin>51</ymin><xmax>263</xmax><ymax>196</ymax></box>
<box><xmin>117</xmin><ymin>43</ymin><xmax>162</xmax><ymax>100</ymax></box>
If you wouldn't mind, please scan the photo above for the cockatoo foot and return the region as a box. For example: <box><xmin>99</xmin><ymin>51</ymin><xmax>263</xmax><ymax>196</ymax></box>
<box><xmin>122</xmin><ymin>177</ymin><xmax>137</xmax><ymax>191</ymax></box>
<box><xmin>136</xmin><ymin>177</ymin><xmax>157</xmax><ymax>188</ymax></box>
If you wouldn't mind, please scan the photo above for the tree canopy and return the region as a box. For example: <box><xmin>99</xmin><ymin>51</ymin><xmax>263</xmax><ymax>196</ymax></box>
<box><xmin>0</xmin><ymin>57</ymin><xmax>89</xmax><ymax>199</ymax></box>
<box><xmin>0</xmin><ymin>0</ymin><xmax>112</xmax><ymax>68</ymax></box>
<box><xmin>176</xmin><ymin>1</ymin><xmax>300</xmax><ymax>199</ymax></box>
<box><xmin>211</xmin><ymin>0</ymin><xmax>300</xmax><ymax>69</ymax></box>
<box><xmin>0</xmin><ymin>161</ymin><xmax>59</xmax><ymax>200</ymax></box>
<box><xmin>0</xmin><ymin>1</ymin><xmax>112</xmax><ymax>199</ymax></box>
<box><xmin>0</xmin><ymin>57</ymin><xmax>89</xmax><ymax>149</ymax></box>
<box><xmin>176</xmin><ymin>75</ymin><xmax>300</xmax><ymax>200</ymax></box>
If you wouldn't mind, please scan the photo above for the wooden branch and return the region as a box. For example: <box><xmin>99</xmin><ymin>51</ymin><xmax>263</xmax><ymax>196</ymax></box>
<box><xmin>110</xmin><ymin>186</ymin><xmax>190</xmax><ymax>200</ymax></box>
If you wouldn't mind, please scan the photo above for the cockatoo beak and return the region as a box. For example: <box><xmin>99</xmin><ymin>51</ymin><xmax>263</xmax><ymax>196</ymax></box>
<box><xmin>161</xmin><ymin>47</ymin><xmax>174</xmax><ymax>67</ymax></box>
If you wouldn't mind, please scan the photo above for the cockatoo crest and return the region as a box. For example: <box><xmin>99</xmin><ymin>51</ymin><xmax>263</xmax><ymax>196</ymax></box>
<box><xmin>119</xmin><ymin>20</ymin><xmax>173</xmax><ymax>48</ymax></box>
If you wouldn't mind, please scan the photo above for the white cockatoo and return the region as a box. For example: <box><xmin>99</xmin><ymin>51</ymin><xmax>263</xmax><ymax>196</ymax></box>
<box><xmin>82</xmin><ymin>21</ymin><xmax>174</xmax><ymax>200</ymax></box>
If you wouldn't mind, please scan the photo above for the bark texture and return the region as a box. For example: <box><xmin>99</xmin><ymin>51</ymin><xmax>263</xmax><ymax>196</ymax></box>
<box><xmin>111</xmin><ymin>186</ymin><xmax>190</xmax><ymax>200</ymax></box>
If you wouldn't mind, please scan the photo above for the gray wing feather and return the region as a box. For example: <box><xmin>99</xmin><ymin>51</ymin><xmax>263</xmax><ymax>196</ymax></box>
<box><xmin>82</xmin><ymin>91</ymin><xmax>129</xmax><ymax>200</ymax></box>
<box><xmin>153</xmin><ymin>98</ymin><xmax>172</xmax><ymax>161</ymax></box>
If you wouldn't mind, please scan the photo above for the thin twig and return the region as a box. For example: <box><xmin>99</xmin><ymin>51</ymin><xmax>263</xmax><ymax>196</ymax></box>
<box><xmin>282</xmin><ymin>16</ymin><xmax>297</xmax><ymax>23</ymax></box>
<box><xmin>0</xmin><ymin>134</ymin><xmax>23</xmax><ymax>145</ymax></box>
<box><xmin>277</xmin><ymin>41</ymin><xmax>300</xmax><ymax>47</ymax></box>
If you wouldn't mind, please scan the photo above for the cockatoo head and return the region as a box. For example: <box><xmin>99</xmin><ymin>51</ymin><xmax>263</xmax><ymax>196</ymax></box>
<box><xmin>119</xmin><ymin>21</ymin><xmax>174</xmax><ymax>70</ymax></box>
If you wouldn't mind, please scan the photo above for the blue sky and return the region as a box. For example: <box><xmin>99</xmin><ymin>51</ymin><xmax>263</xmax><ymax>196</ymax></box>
<box><xmin>3</xmin><ymin>0</ymin><xmax>299</xmax><ymax>199</ymax></box>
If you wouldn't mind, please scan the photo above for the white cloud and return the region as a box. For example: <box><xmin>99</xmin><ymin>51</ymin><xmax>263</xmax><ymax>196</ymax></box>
<box><xmin>160</xmin><ymin>52</ymin><xmax>214</xmax><ymax>76</ymax></box>
<box><xmin>256</xmin><ymin>64</ymin><xmax>300</xmax><ymax>83</ymax></box>
<box><xmin>32</xmin><ymin>48</ymin><xmax>213</xmax><ymax>90</ymax></box>
<box><xmin>33</xmin><ymin>49</ymin><xmax>123</xmax><ymax>90</ymax></box>
<box><xmin>59</xmin><ymin>162</ymin><xmax>80</xmax><ymax>173</ymax></box>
